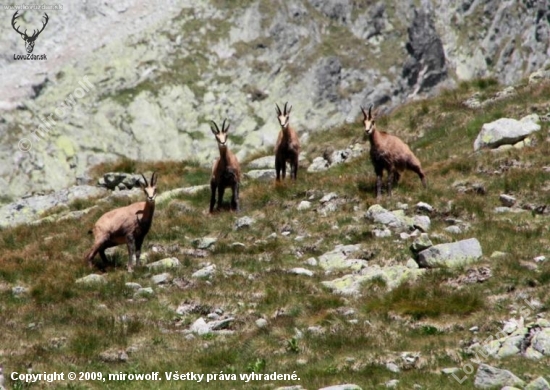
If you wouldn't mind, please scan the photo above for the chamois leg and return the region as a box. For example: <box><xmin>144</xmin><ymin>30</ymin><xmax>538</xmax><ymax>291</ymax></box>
<box><xmin>407</xmin><ymin>161</ymin><xmax>427</xmax><ymax>188</ymax></box>
<box><xmin>85</xmin><ymin>235</ymin><xmax>108</xmax><ymax>268</ymax></box>
<box><xmin>210</xmin><ymin>182</ymin><xmax>217</xmax><ymax>213</ymax></box>
<box><xmin>217</xmin><ymin>185</ymin><xmax>225</xmax><ymax>211</ymax></box>
<box><xmin>275</xmin><ymin>157</ymin><xmax>282</xmax><ymax>181</ymax></box>
<box><xmin>126</xmin><ymin>234</ymin><xmax>136</xmax><ymax>272</ymax></box>
<box><xmin>392</xmin><ymin>171</ymin><xmax>401</xmax><ymax>186</ymax></box>
<box><xmin>374</xmin><ymin>166</ymin><xmax>384</xmax><ymax>198</ymax></box>
<box><xmin>291</xmin><ymin>156</ymin><xmax>298</xmax><ymax>180</ymax></box>
<box><xmin>135</xmin><ymin>236</ymin><xmax>144</xmax><ymax>267</ymax></box>
<box><xmin>231</xmin><ymin>182</ymin><xmax>239</xmax><ymax>212</ymax></box>
<box><xmin>281</xmin><ymin>160</ymin><xmax>287</xmax><ymax>180</ymax></box>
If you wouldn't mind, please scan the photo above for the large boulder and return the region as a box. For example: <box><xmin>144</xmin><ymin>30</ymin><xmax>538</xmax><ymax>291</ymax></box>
<box><xmin>474</xmin><ymin>115</ymin><xmax>541</xmax><ymax>151</ymax></box>
<box><xmin>474</xmin><ymin>364</ymin><xmax>524</xmax><ymax>389</ymax></box>
<box><xmin>416</xmin><ymin>238</ymin><xmax>482</xmax><ymax>268</ymax></box>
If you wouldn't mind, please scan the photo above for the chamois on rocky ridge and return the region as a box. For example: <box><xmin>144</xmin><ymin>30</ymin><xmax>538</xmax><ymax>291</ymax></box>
<box><xmin>362</xmin><ymin>105</ymin><xmax>426</xmax><ymax>198</ymax></box>
<box><xmin>275</xmin><ymin>102</ymin><xmax>300</xmax><ymax>181</ymax></box>
<box><xmin>85</xmin><ymin>172</ymin><xmax>158</xmax><ymax>272</ymax></box>
<box><xmin>210</xmin><ymin>119</ymin><xmax>241</xmax><ymax>213</ymax></box>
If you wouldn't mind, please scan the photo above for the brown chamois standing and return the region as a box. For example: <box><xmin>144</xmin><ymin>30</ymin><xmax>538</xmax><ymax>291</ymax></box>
<box><xmin>85</xmin><ymin>172</ymin><xmax>158</xmax><ymax>272</ymax></box>
<box><xmin>210</xmin><ymin>119</ymin><xmax>241</xmax><ymax>213</ymax></box>
<box><xmin>275</xmin><ymin>102</ymin><xmax>300</xmax><ymax>181</ymax></box>
<box><xmin>361</xmin><ymin>105</ymin><xmax>426</xmax><ymax>198</ymax></box>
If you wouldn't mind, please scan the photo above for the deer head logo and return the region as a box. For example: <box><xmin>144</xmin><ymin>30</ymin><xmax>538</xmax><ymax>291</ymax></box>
<box><xmin>12</xmin><ymin>11</ymin><xmax>49</xmax><ymax>54</ymax></box>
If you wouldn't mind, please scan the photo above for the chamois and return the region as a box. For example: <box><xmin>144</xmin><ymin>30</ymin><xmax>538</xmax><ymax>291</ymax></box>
<box><xmin>275</xmin><ymin>102</ymin><xmax>300</xmax><ymax>181</ymax></box>
<box><xmin>361</xmin><ymin>105</ymin><xmax>426</xmax><ymax>198</ymax></box>
<box><xmin>85</xmin><ymin>172</ymin><xmax>158</xmax><ymax>272</ymax></box>
<box><xmin>210</xmin><ymin>119</ymin><xmax>241</xmax><ymax>213</ymax></box>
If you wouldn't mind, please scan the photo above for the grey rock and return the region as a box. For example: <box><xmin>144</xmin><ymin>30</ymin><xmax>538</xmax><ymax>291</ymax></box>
<box><xmin>413</xmin><ymin>215</ymin><xmax>431</xmax><ymax>232</ymax></box>
<box><xmin>255</xmin><ymin>318</ymin><xmax>268</xmax><ymax>328</ymax></box>
<box><xmin>474</xmin><ymin>116</ymin><xmax>541</xmax><ymax>151</ymax></box>
<box><xmin>194</xmin><ymin>237</ymin><xmax>217</xmax><ymax>250</ymax></box>
<box><xmin>209</xmin><ymin>317</ymin><xmax>235</xmax><ymax>331</ymax></box>
<box><xmin>386</xmin><ymin>362</ymin><xmax>400</xmax><ymax>373</ymax></box>
<box><xmin>532</xmin><ymin>328</ymin><xmax>550</xmax><ymax>356</ymax></box>
<box><xmin>305</xmin><ymin>257</ymin><xmax>318</xmax><ymax>266</ymax></box>
<box><xmin>156</xmin><ymin>185</ymin><xmax>210</xmax><ymax>205</ymax></box>
<box><xmin>0</xmin><ymin>185</ymin><xmax>108</xmax><ymax>228</ymax></box>
<box><xmin>320</xmin><ymin>192</ymin><xmax>339</xmax><ymax>203</ymax></box>
<box><xmin>373</xmin><ymin>228</ymin><xmax>392</xmax><ymax>238</ymax></box>
<box><xmin>318</xmin><ymin>244</ymin><xmax>366</xmax><ymax>273</ymax></box>
<box><xmin>192</xmin><ymin>264</ymin><xmax>216</xmax><ymax>279</ymax></box>
<box><xmin>247</xmin><ymin>156</ymin><xmax>275</xmax><ymax>169</ymax></box>
<box><xmin>525</xmin><ymin>377</ymin><xmax>550</xmax><ymax>390</ymax></box>
<box><xmin>145</xmin><ymin>257</ymin><xmax>181</xmax><ymax>270</ymax></box>
<box><xmin>318</xmin><ymin>385</ymin><xmax>362</xmax><ymax>390</ymax></box>
<box><xmin>410</xmin><ymin>233</ymin><xmax>433</xmax><ymax>253</ymax></box>
<box><xmin>190</xmin><ymin>318</ymin><xmax>211</xmax><ymax>335</ymax></box>
<box><xmin>76</xmin><ymin>274</ymin><xmax>107</xmax><ymax>285</ymax></box>
<box><xmin>12</xmin><ymin>286</ymin><xmax>28</xmax><ymax>297</ymax></box>
<box><xmin>499</xmin><ymin>194</ymin><xmax>517</xmax><ymax>207</ymax></box>
<box><xmin>322</xmin><ymin>265</ymin><xmax>424</xmax><ymax>295</ymax></box>
<box><xmin>385</xmin><ymin>379</ymin><xmax>399</xmax><ymax>388</ymax></box>
<box><xmin>151</xmin><ymin>273</ymin><xmax>171</xmax><ymax>285</ymax></box>
<box><xmin>234</xmin><ymin>216</ymin><xmax>255</xmax><ymax>230</ymax></box>
<box><xmin>99</xmin><ymin>349</ymin><xmax>129</xmax><ymax>363</ymax></box>
<box><xmin>441</xmin><ymin>367</ymin><xmax>460</xmax><ymax>375</ymax></box>
<box><xmin>134</xmin><ymin>287</ymin><xmax>154</xmax><ymax>298</ymax></box>
<box><xmin>288</xmin><ymin>267</ymin><xmax>314</xmax><ymax>277</ymax></box>
<box><xmin>244</xmin><ymin>169</ymin><xmax>276</xmax><ymax>181</ymax></box>
<box><xmin>416</xmin><ymin>202</ymin><xmax>433</xmax><ymax>213</ymax></box>
<box><xmin>297</xmin><ymin>201</ymin><xmax>312</xmax><ymax>210</ymax></box>
<box><xmin>416</xmin><ymin>238</ymin><xmax>482</xmax><ymax>268</ymax></box>
<box><xmin>365</xmin><ymin>205</ymin><xmax>414</xmax><ymax>231</ymax></box>
<box><xmin>473</xmin><ymin>364</ymin><xmax>525</xmax><ymax>389</ymax></box>
<box><xmin>125</xmin><ymin>282</ymin><xmax>142</xmax><ymax>290</ymax></box>
<box><xmin>444</xmin><ymin>225</ymin><xmax>462</xmax><ymax>234</ymax></box>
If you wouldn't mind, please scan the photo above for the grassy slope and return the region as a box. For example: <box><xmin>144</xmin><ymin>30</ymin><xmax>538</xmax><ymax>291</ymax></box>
<box><xmin>0</xmin><ymin>79</ymin><xmax>549</xmax><ymax>389</ymax></box>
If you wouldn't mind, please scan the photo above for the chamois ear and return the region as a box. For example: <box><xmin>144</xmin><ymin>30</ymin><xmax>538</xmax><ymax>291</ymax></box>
<box><xmin>140</xmin><ymin>173</ymin><xmax>148</xmax><ymax>189</ymax></box>
<box><xmin>210</xmin><ymin>121</ymin><xmax>220</xmax><ymax>135</ymax></box>
<box><xmin>150</xmin><ymin>172</ymin><xmax>158</xmax><ymax>187</ymax></box>
<box><xmin>276</xmin><ymin>103</ymin><xmax>282</xmax><ymax>116</ymax></box>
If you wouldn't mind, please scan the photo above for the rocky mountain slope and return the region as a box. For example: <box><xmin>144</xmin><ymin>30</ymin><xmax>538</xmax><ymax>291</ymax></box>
<box><xmin>0</xmin><ymin>0</ymin><xmax>549</xmax><ymax>200</ymax></box>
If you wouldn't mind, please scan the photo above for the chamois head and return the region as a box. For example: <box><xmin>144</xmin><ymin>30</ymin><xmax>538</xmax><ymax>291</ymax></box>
<box><xmin>276</xmin><ymin>102</ymin><xmax>292</xmax><ymax>129</ymax></box>
<box><xmin>361</xmin><ymin>105</ymin><xmax>376</xmax><ymax>135</ymax></box>
<box><xmin>210</xmin><ymin>119</ymin><xmax>230</xmax><ymax>150</ymax></box>
<box><xmin>139</xmin><ymin>172</ymin><xmax>158</xmax><ymax>203</ymax></box>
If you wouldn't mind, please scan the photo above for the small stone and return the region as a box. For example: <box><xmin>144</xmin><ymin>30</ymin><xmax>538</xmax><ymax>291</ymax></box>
<box><xmin>134</xmin><ymin>287</ymin><xmax>154</xmax><ymax>298</ymax></box>
<box><xmin>305</xmin><ymin>257</ymin><xmax>318</xmax><ymax>266</ymax></box>
<box><xmin>386</xmin><ymin>362</ymin><xmax>400</xmax><ymax>373</ymax></box>
<box><xmin>192</xmin><ymin>264</ymin><xmax>216</xmax><ymax>279</ymax></box>
<box><xmin>145</xmin><ymin>257</ymin><xmax>181</xmax><ymax>270</ymax></box>
<box><xmin>444</xmin><ymin>225</ymin><xmax>462</xmax><ymax>234</ymax></box>
<box><xmin>125</xmin><ymin>282</ymin><xmax>142</xmax><ymax>290</ymax></box>
<box><xmin>151</xmin><ymin>273</ymin><xmax>171</xmax><ymax>285</ymax></box>
<box><xmin>288</xmin><ymin>267</ymin><xmax>314</xmax><ymax>277</ymax></box>
<box><xmin>385</xmin><ymin>379</ymin><xmax>399</xmax><ymax>388</ymax></box>
<box><xmin>533</xmin><ymin>256</ymin><xmax>546</xmax><ymax>263</ymax></box>
<box><xmin>410</xmin><ymin>233</ymin><xmax>433</xmax><ymax>253</ymax></box>
<box><xmin>76</xmin><ymin>274</ymin><xmax>107</xmax><ymax>285</ymax></box>
<box><xmin>373</xmin><ymin>228</ymin><xmax>392</xmax><ymax>238</ymax></box>
<box><xmin>255</xmin><ymin>318</ymin><xmax>268</xmax><ymax>328</ymax></box>
<box><xmin>320</xmin><ymin>192</ymin><xmax>338</xmax><ymax>203</ymax></box>
<box><xmin>416</xmin><ymin>202</ymin><xmax>433</xmax><ymax>213</ymax></box>
<box><xmin>194</xmin><ymin>237</ymin><xmax>217</xmax><ymax>250</ymax></box>
<box><xmin>490</xmin><ymin>251</ymin><xmax>508</xmax><ymax>259</ymax></box>
<box><xmin>441</xmin><ymin>367</ymin><xmax>460</xmax><ymax>375</ymax></box>
<box><xmin>413</xmin><ymin>215</ymin><xmax>431</xmax><ymax>232</ymax></box>
<box><xmin>469</xmin><ymin>326</ymin><xmax>479</xmax><ymax>332</ymax></box>
<box><xmin>11</xmin><ymin>286</ymin><xmax>28</xmax><ymax>297</ymax></box>
<box><xmin>234</xmin><ymin>216</ymin><xmax>255</xmax><ymax>230</ymax></box>
<box><xmin>406</xmin><ymin>258</ymin><xmax>419</xmax><ymax>269</ymax></box>
<box><xmin>499</xmin><ymin>194</ymin><xmax>516</xmax><ymax>207</ymax></box>
<box><xmin>297</xmin><ymin>201</ymin><xmax>311</xmax><ymax>210</ymax></box>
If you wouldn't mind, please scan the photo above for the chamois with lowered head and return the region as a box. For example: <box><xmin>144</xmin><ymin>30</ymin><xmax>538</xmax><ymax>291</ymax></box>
<box><xmin>361</xmin><ymin>105</ymin><xmax>426</xmax><ymax>198</ymax></box>
<box><xmin>85</xmin><ymin>172</ymin><xmax>158</xmax><ymax>272</ymax></box>
<box><xmin>210</xmin><ymin>119</ymin><xmax>241</xmax><ymax>212</ymax></box>
<box><xmin>275</xmin><ymin>102</ymin><xmax>300</xmax><ymax>181</ymax></box>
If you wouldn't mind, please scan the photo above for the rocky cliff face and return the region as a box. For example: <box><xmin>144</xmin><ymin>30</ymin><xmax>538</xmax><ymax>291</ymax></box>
<box><xmin>0</xmin><ymin>0</ymin><xmax>548</xmax><ymax>199</ymax></box>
